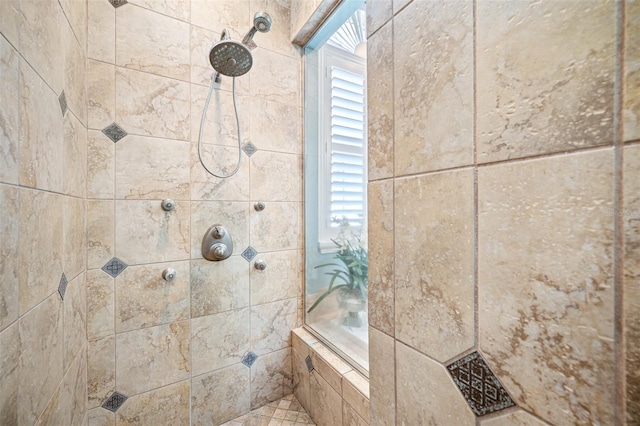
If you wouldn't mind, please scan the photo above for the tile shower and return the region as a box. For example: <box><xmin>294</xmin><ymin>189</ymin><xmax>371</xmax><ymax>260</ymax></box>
<box><xmin>1</xmin><ymin>0</ymin><xmax>639</xmax><ymax>426</ymax></box>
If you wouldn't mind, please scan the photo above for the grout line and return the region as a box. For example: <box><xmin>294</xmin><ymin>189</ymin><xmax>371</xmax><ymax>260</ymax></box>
<box><xmin>472</xmin><ymin>0</ymin><xmax>479</xmax><ymax>352</ymax></box>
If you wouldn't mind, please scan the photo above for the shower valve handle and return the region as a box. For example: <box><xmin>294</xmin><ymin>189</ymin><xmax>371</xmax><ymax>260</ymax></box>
<box><xmin>202</xmin><ymin>224</ymin><xmax>233</xmax><ymax>261</ymax></box>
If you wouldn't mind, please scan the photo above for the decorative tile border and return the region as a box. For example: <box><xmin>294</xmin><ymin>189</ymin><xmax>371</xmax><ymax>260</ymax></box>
<box><xmin>102</xmin><ymin>391</ymin><xmax>128</xmax><ymax>412</ymax></box>
<box><xmin>242</xmin><ymin>351</ymin><xmax>258</xmax><ymax>368</ymax></box>
<box><xmin>102</xmin><ymin>257</ymin><xmax>128</xmax><ymax>278</ymax></box>
<box><xmin>108</xmin><ymin>0</ymin><xmax>128</xmax><ymax>8</ymax></box>
<box><xmin>102</xmin><ymin>123</ymin><xmax>128</xmax><ymax>143</ymax></box>
<box><xmin>446</xmin><ymin>351</ymin><xmax>515</xmax><ymax>416</ymax></box>
<box><xmin>242</xmin><ymin>142</ymin><xmax>258</xmax><ymax>157</ymax></box>
<box><xmin>241</xmin><ymin>246</ymin><xmax>258</xmax><ymax>262</ymax></box>
<box><xmin>58</xmin><ymin>273</ymin><xmax>68</xmax><ymax>300</ymax></box>
<box><xmin>305</xmin><ymin>355</ymin><xmax>314</xmax><ymax>373</ymax></box>
<box><xmin>58</xmin><ymin>91</ymin><xmax>67</xmax><ymax>117</ymax></box>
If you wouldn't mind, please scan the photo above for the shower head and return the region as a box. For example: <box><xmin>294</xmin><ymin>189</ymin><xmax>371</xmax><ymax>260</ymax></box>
<box><xmin>242</xmin><ymin>12</ymin><xmax>272</xmax><ymax>47</ymax></box>
<box><xmin>209</xmin><ymin>39</ymin><xmax>253</xmax><ymax>77</ymax></box>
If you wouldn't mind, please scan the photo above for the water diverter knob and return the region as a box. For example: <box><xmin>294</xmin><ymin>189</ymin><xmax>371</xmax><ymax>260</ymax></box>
<box><xmin>254</xmin><ymin>259</ymin><xmax>266</xmax><ymax>271</ymax></box>
<box><xmin>202</xmin><ymin>224</ymin><xmax>233</xmax><ymax>261</ymax></box>
<box><xmin>162</xmin><ymin>268</ymin><xmax>177</xmax><ymax>282</ymax></box>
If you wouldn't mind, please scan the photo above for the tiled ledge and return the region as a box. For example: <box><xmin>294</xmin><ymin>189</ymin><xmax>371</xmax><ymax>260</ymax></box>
<box><xmin>291</xmin><ymin>327</ymin><xmax>370</xmax><ymax>425</ymax></box>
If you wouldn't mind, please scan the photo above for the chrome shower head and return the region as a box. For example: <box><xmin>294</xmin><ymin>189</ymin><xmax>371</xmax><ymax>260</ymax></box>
<box><xmin>209</xmin><ymin>39</ymin><xmax>253</xmax><ymax>77</ymax></box>
<box><xmin>242</xmin><ymin>12</ymin><xmax>272</xmax><ymax>47</ymax></box>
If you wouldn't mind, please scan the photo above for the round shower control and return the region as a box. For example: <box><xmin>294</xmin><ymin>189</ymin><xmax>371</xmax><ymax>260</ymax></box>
<box><xmin>202</xmin><ymin>224</ymin><xmax>233</xmax><ymax>261</ymax></box>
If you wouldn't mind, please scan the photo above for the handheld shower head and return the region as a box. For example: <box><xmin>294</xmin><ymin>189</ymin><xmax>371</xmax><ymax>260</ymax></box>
<box><xmin>242</xmin><ymin>12</ymin><xmax>272</xmax><ymax>48</ymax></box>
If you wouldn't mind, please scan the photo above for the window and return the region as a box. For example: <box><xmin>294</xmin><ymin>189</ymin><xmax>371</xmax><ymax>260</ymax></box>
<box><xmin>303</xmin><ymin>3</ymin><xmax>368</xmax><ymax>374</ymax></box>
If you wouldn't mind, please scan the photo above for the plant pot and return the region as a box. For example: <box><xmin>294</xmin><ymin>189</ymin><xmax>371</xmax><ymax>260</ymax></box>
<box><xmin>337</xmin><ymin>288</ymin><xmax>366</xmax><ymax>328</ymax></box>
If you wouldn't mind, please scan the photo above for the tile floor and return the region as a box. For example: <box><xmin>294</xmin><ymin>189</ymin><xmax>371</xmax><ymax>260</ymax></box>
<box><xmin>222</xmin><ymin>394</ymin><xmax>315</xmax><ymax>426</ymax></box>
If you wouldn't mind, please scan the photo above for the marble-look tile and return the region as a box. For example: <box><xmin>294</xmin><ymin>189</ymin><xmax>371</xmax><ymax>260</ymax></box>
<box><xmin>87</xmin><ymin>200</ymin><xmax>114</xmax><ymax>270</ymax></box>
<box><xmin>190</xmin><ymin>257</ymin><xmax>250</xmax><ymax>318</ymax></box>
<box><xmin>191</xmin><ymin>308</ymin><xmax>250</xmax><ymax>376</ymax></box>
<box><xmin>250</xmin><ymin>152</ymin><xmax>302</xmax><ymax>202</ymax></box>
<box><xmin>63</xmin><ymin>21</ymin><xmax>87</xmax><ymax>124</ymax></box>
<box><xmin>19</xmin><ymin>0</ymin><xmax>64</xmax><ymax>92</ymax></box>
<box><xmin>250</xmin><ymin>98</ymin><xmax>299</xmax><ymax>154</ymax></box>
<box><xmin>250</xmin><ymin>250</ymin><xmax>302</xmax><ymax>306</ymax></box>
<box><xmin>369</xmin><ymin>327</ymin><xmax>394</xmax><ymax>426</ymax></box>
<box><xmin>116</xmin><ymin>67</ymin><xmax>190</xmax><ymax>140</ymax></box>
<box><xmin>190</xmin><ymin>0</ymin><xmax>250</xmax><ymax>34</ymax></box>
<box><xmin>116</xmin><ymin>5</ymin><xmax>190</xmax><ymax>81</ymax></box>
<box><xmin>250</xmin><ymin>0</ymin><xmax>300</xmax><ymax>58</ymax></box>
<box><xmin>481</xmin><ymin>410</ymin><xmax>548</xmax><ymax>426</ymax></box>
<box><xmin>250</xmin><ymin>202</ymin><xmax>301</xmax><ymax>252</ymax></box>
<box><xmin>19</xmin><ymin>188</ymin><xmax>63</xmax><ymax>313</ymax></box>
<box><xmin>64</xmin><ymin>272</ymin><xmax>87</xmax><ymax>371</ymax></box>
<box><xmin>251</xmin><ymin>48</ymin><xmax>299</xmax><ymax>107</ymax></box>
<box><xmin>18</xmin><ymin>293</ymin><xmax>63</xmax><ymax>425</ymax></box>
<box><xmin>88</xmin><ymin>0</ymin><xmax>115</xmax><ymax>63</ymax></box>
<box><xmin>292</xmin><ymin>347</ymin><xmax>310</xmax><ymax>412</ymax></box>
<box><xmin>367</xmin><ymin>180</ymin><xmax>393</xmax><ymax>335</ymax></box>
<box><xmin>310</xmin><ymin>343</ymin><xmax>352</xmax><ymax>395</ymax></box>
<box><xmin>291</xmin><ymin>328</ymin><xmax>317</xmax><ymax>360</ymax></box>
<box><xmin>190</xmin><ymin>25</ymin><xmax>250</xmax><ymax>93</ymax></box>
<box><xmin>342</xmin><ymin>371</ymin><xmax>369</xmax><ymax>422</ymax></box>
<box><xmin>63</xmin><ymin>196</ymin><xmax>86</xmax><ymax>280</ymax></box>
<box><xmin>88</xmin><ymin>407</ymin><xmax>114</xmax><ymax>426</ymax></box>
<box><xmin>191</xmin><ymin>83</ymin><xmax>250</xmax><ymax>147</ymax></box>
<box><xmin>394</xmin><ymin>169</ymin><xmax>475</xmax><ymax>361</ymax></box>
<box><xmin>0</xmin><ymin>322</ymin><xmax>19</xmax><ymax>423</ymax></box>
<box><xmin>367</xmin><ymin>0</ymin><xmax>392</xmax><ymax>36</ymax></box>
<box><xmin>251</xmin><ymin>298</ymin><xmax>297</xmax><ymax>355</ymax></box>
<box><xmin>20</xmin><ymin>59</ymin><xmax>64</xmax><ymax>192</ymax></box>
<box><xmin>87</xmin><ymin>336</ymin><xmax>115</xmax><ymax>409</ymax></box>
<box><xmin>63</xmin><ymin>112</ymin><xmax>88</xmax><ymax>198</ymax></box>
<box><xmin>290</xmin><ymin>0</ymin><xmax>320</xmax><ymax>42</ymax></box>
<box><xmin>87</xmin><ymin>270</ymin><xmax>114</xmax><ymax>339</ymax></box>
<box><xmin>308</xmin><ymin>369</ymin><xmax>342</xmax><ymax>426</ymax></box>
<box><xmin>0</xmin><ymin>184</ymin><xmax>19</xmax><ymax>332</ymax></box>
<box><xmin>191</xmin><ymin>363</ymin><xmax>251</xmax><ymax>426</ymax></box>
<box><xmin>87</xmin><ymin>130</ymin><xmax>115</xmax><ymax>199</ymax></box>
<box><xmin>393</xmin><ymin>0</ymin><xmax>411</xmax><ymax>14</ymax></box>
<box><xmin>477</xmin><ymin>0</ymin><xmax>615</xmax><ymax>162</ymax></box>
<box><xmin>0</xmin><ymin>0</ymin><xmax>20</xmax><ymax>48</ymax></box>
<box><xmin>624</xmin><ymin>144</ymin><xmax>640</xmax><ymax>422</ymax></box>
<box><xmin>396</xmin><ymin>342</ymin><xmax>475</xmax><ymax>425</ymax></box>
<box><xmin>115</xmin><ymin>136</ymin><xmax>190</xmax><ymax>200</ymax></box>
<box><xmin>88</xmin><ymin>60</ymin><xmax>115</xmax><ymax>130</ymax></box>
<box><xmin>343</xmin><ymin>400</ymin><xmax>368</xmax><ymax>426</ymax></box>
<box><xmin>59</xmin><ymin>0</ymin><xmax>87</xmax><ymax>47</ymax></box>
<box><xmin>116</xmin><ymin>320</ymin><xmax>190</xmax><ymax>396</ymax></box>
<box><xmin>393</xmin><ymin>0</ymin><xmax>473</xmax><ymax>175</ymax></box>
<box><xmin>191</xmin><ymin>201</ymin><xmax>249</xmax><ymax>257</ymax></box>
<box><xmin>115</xmin><ymin>261</ymin><xmax>190</xmax><ymax>333</ymax></box>
<box><xmin>0</xmin><ymin>36</ymin><xmax>20</xmax><ymax>184</ymax></box>
<box><xmin>191</xmin><ymin>143</ymin><xmax>250</xmax><ymax>201</ymax></box>
<box><xmin>129</xmin><ymin>0</ymin><xmax>190</xmax><ymax>21</ymax></box>
<box><xmin>478</xmin><ymin>149</ymin><xmax>615</xmax><ymax>425</ymax></box>
<box><xmin>117</xmin><ymin>380</ymin><xmax>190</xmax><ymax>425</ymax></box>
<box><xmin>367</xmin><ymin>23</ymin><xmax>393</xmax><ymax>181</ymax></box>
<box><xmin>115</xmin><ymin>199</ymin><xmax>190</xmax><ymax>264</ymax></box>
<box><xmin>625</xmin><ymin>0</ymin><xmax>640</xmax><ymax>141</ymax></box>
<box><xmin>250</xmin><ymin>348</ymin><xmax>292</xmax><ymax>409</ymax></box>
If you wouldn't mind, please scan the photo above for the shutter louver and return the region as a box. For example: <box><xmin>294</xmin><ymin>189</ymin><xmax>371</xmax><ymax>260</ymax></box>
<box><xmin>330</xmin><ymin>66</ymin><xmax>365</xmax><ymax>228</ymax></box>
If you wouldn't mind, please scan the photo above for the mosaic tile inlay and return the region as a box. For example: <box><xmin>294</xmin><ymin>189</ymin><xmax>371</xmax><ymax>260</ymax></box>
<box><xmin>102</xmin><ymin>257</ymin><xmax>128</xmax><ymax>278</ymax></box>
<box><xmin>102</xmin><ymin>123</ymin><xmax>128</xmax><ymax>143</ymax></box>
<box><xmin>242</xmin><ymin>142</ymin><xmax>258</xmax><ymax>157</ymax></box>
<box><xmin>305</xmin><ymin>355</ymin><xmax>313</xmax><ymax>373</ymax></box>
<box><xmin>102</xmin><ymin>391</ymin><xmax>128</xmax><ymax>412</ymax></box>
<box><xmin>241</xmin><ymin>246</ymin><xmax>257</xmax><ymax>262</ymax></box>
<box><xmin>242</xmin><ymin>351</ymin><xmax>258</xmax><ymax>368</ymax></box>
<box><xmin>58</xmin><ymin>273</ymin><xmax>68</xmax><ymax>300</ymax></box>
<box><xmin>108</xmin><ymin>0</ymin><xmax>128</xmax><ymax>8</ymax></box>
<box><xmin>58</xmin><ymin>90</ymin><xmax>68</xmax><ymax>116</ymax></box>
<box><xmin>447</xmin><ymin>351</ymin><xmax>515</xmax><ymax>416</ymax></box>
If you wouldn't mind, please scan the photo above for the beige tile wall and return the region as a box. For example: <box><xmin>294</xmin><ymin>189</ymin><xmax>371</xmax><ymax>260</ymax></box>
<box><xmin>367</xmin><ymin>0</ymin><xmax>638</xmax><ymax>425</ymax></box>
<box><xmin>0</xmin><ymin>0</ymin><xmax>88</xmax><ymax>423</ymax></box>
<box><xmin>85</xmin><ymin>0</ymin><xmax>303</xmax><ymax>424</ymax></box>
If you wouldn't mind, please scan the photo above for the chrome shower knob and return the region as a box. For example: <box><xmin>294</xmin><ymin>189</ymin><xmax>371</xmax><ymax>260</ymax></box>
<box><xmin>161</xmin><ymin>199</ymin><xmax>176</xmax><ymax>211</ymax></box>
<box><xmin>254</xmin><ymin>260</ymin><xmax>266</xmax><ymax>271</ymax></box>
<box><xmin>208</xmin><ymin>243</ymin><xmax>228</xmax><ymax>260</ymax></box>
<box><xmin>202</xmin><ymin>224</ymin><xmax>233</xmax><ymax>261</ymax></box>
<box><xmin>212</xmin><ymin>226</ymin><xmax>226</xmax><ymax>239</ymax></box>
<box><xmin>162</xmin><ymin>268</ymin><xmax>177</xmax><ymax>282</ymax></box>
<box><xmin>254</xmin><ymin>202</ymin><xmax>265</xmax><ymax>211</ymax></box>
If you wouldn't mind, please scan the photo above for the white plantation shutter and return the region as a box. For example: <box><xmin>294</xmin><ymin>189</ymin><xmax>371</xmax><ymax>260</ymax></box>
<box><xmin>329</xmin><ymin>67</ymin><xmax>365</xmax><ymax>228</ymax></box>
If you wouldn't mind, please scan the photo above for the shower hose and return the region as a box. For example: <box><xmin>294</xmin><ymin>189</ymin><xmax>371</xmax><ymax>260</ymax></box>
<box><xmin>197</xmin><ymin>74</ymin><xmax>242</xmax><ymax>178</ymax></box>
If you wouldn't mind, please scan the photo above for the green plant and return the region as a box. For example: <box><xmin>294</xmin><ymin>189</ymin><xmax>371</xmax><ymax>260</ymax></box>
<box><xmin>307</xmin><ymin>229</ymin><xmax>368</xmax><ymax>314</ymax></box>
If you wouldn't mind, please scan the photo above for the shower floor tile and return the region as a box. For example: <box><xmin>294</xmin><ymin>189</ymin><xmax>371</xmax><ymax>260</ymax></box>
<box><xmin>223</xmin><ymin>394</ymin><xmax>315</xmax><ymax>426</ymax></box>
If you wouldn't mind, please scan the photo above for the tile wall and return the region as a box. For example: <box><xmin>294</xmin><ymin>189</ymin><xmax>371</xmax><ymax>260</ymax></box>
<box><xmin>366</xmin><ymin>0</ymin><xmax>639</xmax><ymax>425</ymax></box>
<box><xmin>85</xmin><ymin>0</ymin><xmax>303</xmax><ymax>424</ymax></box>
<box><xmin>0</xmin><ymin>0</ymin><xmax>89</xmax><ymax>424</ymax></box>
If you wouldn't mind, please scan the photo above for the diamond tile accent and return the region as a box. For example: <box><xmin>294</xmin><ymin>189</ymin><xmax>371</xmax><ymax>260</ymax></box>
<box><xmin>447</xmin><ymin>351</ymin><xmax>515</xmax><ymax>416</ymax></box>
<box><xmin>305</xmin><ymin>355</ymin><xmax>313</xmax><ymax>372</ymax></box>
<box><xmin>242</xmin><ymin>141</ymin><xmax>257</xmax><ymax>157</ymax></box>
<box><xmin>241</xmin><ymin>246</ymin><xmax>257</xmax><ymax>262</ymax></box>
<box><xmin>101</xmin><ymin>391</ymin><xmax>128</xmax><ymax>412</ymax></box>
<box><xmin>242</xmin><ymin>351</ymin><xmax>258</xmax><ymax>368</ymax></box>
<box><xmin>108</xmin><ymin>0</ymin><xmax>128</xmax><ymax>7</ymax></box>
<box><xmin>58</xmin><ymin>91</ymin><xmax>67</xmax><ymax>116</ymax></box>
<box><xmin>102</xmin><ymin>123</ymin><xmax>128</xmax><ymax>143</ymax></box>
<box><xmin>58</xmin><ymin>273</ymin><xmax>68</xmax><ymax>300</ymax></box>
<box><xmin>102</xmin><ymin>257</ymin><xmax>128</xmax><ymax>278</ymax></box>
